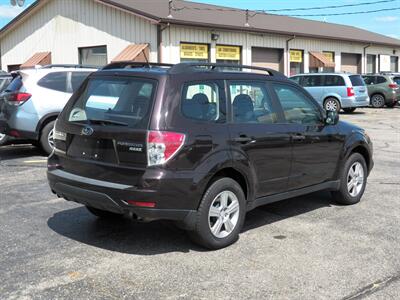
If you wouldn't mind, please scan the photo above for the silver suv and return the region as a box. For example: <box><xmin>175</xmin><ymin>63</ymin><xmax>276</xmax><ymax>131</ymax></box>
<box><xmin>290</xmin><ymin>73</ymin><xmax>369</xmax><ymax>113</ymax></box>
<box><xmin>0</xmin><ymin>65</ymin><xmax>96</xmax><ymax>152</ymax></box>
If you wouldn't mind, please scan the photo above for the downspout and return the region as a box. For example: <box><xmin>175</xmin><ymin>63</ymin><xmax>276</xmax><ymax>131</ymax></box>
<box><xmin>363</xmin><ymin>44</ymin><xmax>371</xmax><ymax>73</ymax></box>
<box><xmin>157</xmin><ymin>23</ymin><xmax>170</xmax><ymax>63</ymax></box>
<box><xmin>286</xmin><ymin>35</ymin><xmax>295</xmax><ymax>76</ymax></box>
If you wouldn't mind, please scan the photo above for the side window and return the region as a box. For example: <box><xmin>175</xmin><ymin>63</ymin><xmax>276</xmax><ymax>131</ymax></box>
<box><xmin>181</xmin><ymin>82</ymin><xmax>225</xmax><ymax>122</ymax></box>
<box><xmin>229</xmin><ymin>82</ymin><xmax>278</xmax><ymax>124</ymax></box>
<box><xmin>71</xmin><ymin>72</ymin><xmax>92</xmax><ymax>92</ymax></box>
<box><xmin>325</xmin><ymin>75</ymin><xmax>345</xmax><ymax>86</ymax></box>
<box><xmin>289</xmin><ymin>76</ymin><xmax>301</xmax><ymax>84</ymax></box>
<box><xmin>302</xmin><ymin>76</ymin><xmax>322</xmax><ymax>87</ymax></box>
<box><xmin>272</xmin><ymin>83</ymin><xmax>322</xmax><ymax>125</ymax></box>
<box><xmin>376</xmin><ymin>76</ymin><xmax>387</xmax><ymax>84</ymax></box>
<box><xmin>37</xmin><ymin>72</ymin><xmax>68</xmax><ymax>92</ymax></box>
<box><xmin>362</xmin><ymin>76</ymin><xmax>375</xmax><ymax>85</ymax></box>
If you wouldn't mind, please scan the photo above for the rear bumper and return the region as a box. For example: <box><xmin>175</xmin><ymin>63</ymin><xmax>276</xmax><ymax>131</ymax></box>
<box><xmin>340</xmin><ymin>96</ymin><xmax>369</xmax><ymax>108</ymax></box>
<box><xmin>47</xmin><ymin>168</ymin><xmax>197</xmax><ymax>226</ymax></box>
<box><xmin>0</xmin><ymin>110</ymin><xmax>39</xmax><ymax>140</ymax></box>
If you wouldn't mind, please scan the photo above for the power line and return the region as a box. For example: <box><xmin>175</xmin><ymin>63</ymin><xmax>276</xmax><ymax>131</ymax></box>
<box><xmin>284</xmin><ymin>7</ymin><xmax>400</xmax><ymax>16</ymax></box>
<box><xmin>267</xmin><ymin>0</ymin><xmax>398</xmax><ymax>12</ymax></box>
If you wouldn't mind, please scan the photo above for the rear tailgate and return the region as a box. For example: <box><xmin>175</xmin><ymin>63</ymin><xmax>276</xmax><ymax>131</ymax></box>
<box><xmin>349</xmin><ymin>75</ymin><xmax>368</xmax><ymax>101</ymax></box>
<box><xmin>54</xmin><ymin>75</ymin><xmax>157</xmax><ymax>186</ymax></box>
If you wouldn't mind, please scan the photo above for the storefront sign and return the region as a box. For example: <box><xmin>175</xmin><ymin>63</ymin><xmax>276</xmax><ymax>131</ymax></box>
<box><xmin>180</xmin><ymin>43</ymin><xmax>209</xmax><ymax>59</ymax></box>
<box><xmin>323</xmin><ymin>52</ymin><xmax>334</xmax><ymax>62</ymax></box>
<box><xmin>290</xmin><ymin>50</ymin><xmax>303</xmax><ymax>63</ymax></box>
<box><xmin>216</xmin><ymin>45</ymin><xmax>241</xmax><ymax>61</ymax></box>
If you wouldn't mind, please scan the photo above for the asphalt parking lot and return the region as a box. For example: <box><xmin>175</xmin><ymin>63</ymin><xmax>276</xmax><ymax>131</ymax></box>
<box><xmin>1</xmin><ymin>107</ymin><xmax>399</xmax><ymax>300</ymax></box>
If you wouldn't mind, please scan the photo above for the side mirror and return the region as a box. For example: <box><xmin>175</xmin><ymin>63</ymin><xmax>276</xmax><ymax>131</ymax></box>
<box><xmin>325</xmin><ymin>110</ymin><xmax>339</xmax><ymax>125</ymax></box>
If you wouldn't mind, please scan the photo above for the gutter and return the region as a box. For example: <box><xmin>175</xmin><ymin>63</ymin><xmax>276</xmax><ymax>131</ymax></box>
<box><xmin>286</xmin><ymin>35</ymin><xmax>296</xmax><ymax>76</ymax></box>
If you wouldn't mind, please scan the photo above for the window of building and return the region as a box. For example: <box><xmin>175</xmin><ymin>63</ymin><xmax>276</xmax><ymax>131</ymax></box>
<box><xmin>229</xmin><ymin>82</ymin><xmax>278</xmax><ymax>124</ymax></box>
<box><xmin>367</xmin><ymin>54</ymin><xmax>376</xmax><ymax>73</ymax></box>
<box><xmin>181</xmin><ymin>81</ymin><xmax>225</xmax><ymax>122</ymax></box>
<box><xmin>272</xmin><ymin>83</ymin><xmax>321</xmax><ymax>125</ymax></box>
<box><xmin>180</xmin><ymin>43</ymin><xmax>209</xmax><ymax>63</ymax></box>
<box><xmin>391</xmin><ymin>56</ymin><xmax>399</xmax><ymax>72</ymax></box>
<box><xmin>7</xmin><ymin>64</ymin><xmax>21</xmax><ymax>72</ymax></box>
<box><xmin>289</xmin><ymin>50</ymin><xmax>304</xmax><ymax>76</ymax></box>
<box><xmin>79</xmin><ymin>46</ymin><xmax>107</xmax><ymax>66</ymax></box>
<box><xmin>216</xmin><ymin>45</ymin><xmax>241</xmax><ymax>65</ymax></box>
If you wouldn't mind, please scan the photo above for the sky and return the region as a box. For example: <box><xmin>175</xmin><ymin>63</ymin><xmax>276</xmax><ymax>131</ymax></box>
<box><xmin>0</xmin><ymin>0</ymin><xmax>398</xmax><ymax>39</ymax></box>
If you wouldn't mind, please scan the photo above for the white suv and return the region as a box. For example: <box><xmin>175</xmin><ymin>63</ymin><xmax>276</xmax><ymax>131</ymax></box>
<box><xmin>0</xmin><ymin>65</ymin><xmax>96</xmax><ymax>153</ymax></box>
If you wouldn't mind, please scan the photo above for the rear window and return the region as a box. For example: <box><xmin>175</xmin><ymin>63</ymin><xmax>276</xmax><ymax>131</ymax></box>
<box><xmin>349</xmin><ymin>75</ymin><xmax>365</xmax><ymax>87</ymax></box>
<box><xmin>393</xmin><ymin>77</ymin><xmax>400</xmax><ymax>85</ymax></box>
<box><xmin>0</xmin><ymin>77</ymin><xmax>12</xmax><ymax>93</ymax></box>
<box><xmin>67</xmin><ymin>77</ymin><xmax>157</xmax><ymax>129</ymax></box>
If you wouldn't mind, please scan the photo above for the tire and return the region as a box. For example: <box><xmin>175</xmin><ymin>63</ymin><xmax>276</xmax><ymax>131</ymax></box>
<box><xmin>0</xmin><ymin>133</ymin><xmax>9</xmax><ymax>146</ymax></box>
<box><xmin>86</xmin><ymin>206</ymin><xmax>122</xmax><ymax>218</ymax></box>
<box><xmin>343</xmin><ymin>107</ymin><xmax>356</xmax><ymax>113</ymax></box>
<box><xmin>187</xmin><ymin>178</ymin><xmax>246</xmax><ymax>250</ymax></box>
<box><xmin>324</xmin><ymin>97</ymin><xmax>341</xmax><ymax>112</ymax></box>
<box><xmin>39</xmin><ymin>120</ymin><xmax>55</xmax><ymax>155</ymax></box>
<box><xmin>331</xmin><ymin>153</ymin><xmax>367</xmax><ymax>205</ymax></box>
<box><xmin>370</xmin><ymin>94</ymin><xmax>385</xmax><ymax>108</ymax></box>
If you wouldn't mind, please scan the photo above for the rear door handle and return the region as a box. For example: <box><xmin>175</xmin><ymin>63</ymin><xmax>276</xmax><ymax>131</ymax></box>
<box><xmin>292</xmin><ymin>134</ymin><xmax>306</xmax><ymax>141</ymax></box>
<box><xmin>233</xmin><ymin>136</ymin><xmax>253</xmax><ymax>144</ymax></box>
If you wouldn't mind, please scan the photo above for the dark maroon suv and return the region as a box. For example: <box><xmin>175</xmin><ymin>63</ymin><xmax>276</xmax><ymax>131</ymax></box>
<box><xmin>47</xmin><ymin>62</ymin><xmax>373</xmax><ymax>249</ymax></box>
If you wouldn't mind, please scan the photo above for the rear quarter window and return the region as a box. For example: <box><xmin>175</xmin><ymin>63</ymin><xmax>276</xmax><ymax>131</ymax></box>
<box><xmin>325</xmin><ymin>75</ymin><xmax>346</xmax><ymax>86</ymax></box>
<box><xmin>37</xmin><ymin>72</ymin><xmax>68</xmax><ymax>92</ymax></box>
<box><xmin>376</xmin><ymin>76</ymin><xmax>387</xmax><ymax>84</ymax></box>
<box><xmin>349</xmin><ymin>75</ymin><xmax>365</xmax><ymax>87</ymax></box>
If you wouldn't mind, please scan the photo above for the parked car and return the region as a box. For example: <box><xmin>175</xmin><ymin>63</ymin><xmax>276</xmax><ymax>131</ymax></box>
<box><xmin>290</xmin><ymin>73</ymin><xmax>369</xmax><ymax>113</ymax></box>
<box><xmin>0</xmin><ymin>65</ymin><xmax>96</xmax><ymax>152</ymax></box>
<box><xmin>362</xmin><ymin>74</ymin><xmax>400</xmax><ymax>108</ymax></box>
<box><xmin>0</xmin><ymin>71</ymin><xmax>13</xmax><ymax>145</ymax></box>
<box><xmin>47</xmin><ymin>62</ymin><xmax>373</xmax><ymax>249</ymax></box>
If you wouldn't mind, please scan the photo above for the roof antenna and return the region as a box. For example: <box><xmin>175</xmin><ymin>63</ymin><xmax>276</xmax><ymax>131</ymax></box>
<box><xmin>167</xmin><ymin>0</ymin><xmax>174</xmax><ymax>19</ymax></box>
<box><xmin>244</xmin><ymin>10</ymin><xmax>250</xmax><ymax>27</ymax></box>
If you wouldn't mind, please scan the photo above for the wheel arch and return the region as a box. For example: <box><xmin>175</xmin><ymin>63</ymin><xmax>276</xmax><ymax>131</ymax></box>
<box><xmin>35</xmin><ymin>112</ymin><xmax>59</xmax><ymax>140</ymax></box>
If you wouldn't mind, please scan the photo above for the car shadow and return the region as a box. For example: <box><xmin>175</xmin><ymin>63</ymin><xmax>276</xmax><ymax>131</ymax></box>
<box><xmin>0</xmin><ymin>143</ymin><xmax>44</xmax><ymax>161</ymax></box>
<box><xmin>47</xmin><ymin>191</ymin><xmax>335</xmax><ymax>254</ymax></box>
<box><xmin>340</xmin><ymin>111</ymin><xmax>365</xmax><ymax>115</ymax></box>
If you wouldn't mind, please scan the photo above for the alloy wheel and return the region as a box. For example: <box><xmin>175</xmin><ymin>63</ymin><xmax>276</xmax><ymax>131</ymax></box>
<box><xmin>371</xmin><ymin>95</ymin><xmax>385</xmax><ymax>108</ymax></box>
<box><xmin>347</xmin><ymin>162</ymin><xmax>364</xmax><ymax>197</ymax></box>
<box><xmin>325</xmin><ymin>99</ymin><xmax>339</xmax><ymax>112</ymax></box>
<box><xmin>47</xmin><ymin>129</ymin><xmax>55</xmax><ymax>149</ymax></box>
<box><xmin>208</xmin><ymin>191</ymin><xmax>240</xmax><ymax>238</ymax></box>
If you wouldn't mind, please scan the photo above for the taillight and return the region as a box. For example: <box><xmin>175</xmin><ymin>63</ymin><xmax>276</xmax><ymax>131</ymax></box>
<box><xmin>6</xmin><ymin>92</ymin><xmax>32</xmax><ymax>106</ymax></box>
<box><xmin>147</xmin><ymin>130</ymin><xmax>185</xmax><ymax>166</ymax></box>
<box><xmin>389</xmin><ymin>83</ymin><xmax>399</xmax><ymax>89</ymax></box>
<box><xmin>347</xmin><ymin>87</ymin><xmax>355</xmax><ymax>97</ymax></box>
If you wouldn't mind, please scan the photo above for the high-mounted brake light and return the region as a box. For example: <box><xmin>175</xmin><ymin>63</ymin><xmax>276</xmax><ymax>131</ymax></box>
<box><xmin>6</xmin><ymin>92</ymin><xmax>32</xmax><ymax>106</ymax></box>
<box><xmin>388</xmin><ymin>83</ymin><xmax>399</xmax><ymax>89</ymax></box>
<box><xmin>147</xmin><ymin>130</ymin><xmax>185</xmax><ymax>166</ymax></box>
<box><xmin>347</xmin><ymin>87</ymin><xmax>355</xmax><ymax>97</ymax></box>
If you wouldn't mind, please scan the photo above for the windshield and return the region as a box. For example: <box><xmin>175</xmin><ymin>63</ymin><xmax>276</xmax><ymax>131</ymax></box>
<box><xmin>349</xmin><ymin>75</ymin><xmax>365</xmax><ymax>87</ymax></box>
<box><xmin>67</xmin><ymin>77</ymin><xmax>157</xmax><ymax>129</ymax></box>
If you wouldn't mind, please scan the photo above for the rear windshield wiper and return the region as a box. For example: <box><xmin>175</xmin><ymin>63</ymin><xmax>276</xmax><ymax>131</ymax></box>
<box><xmin>87</xmin><ymin>118</ymin><xmax>128</xmax><ymax>126</ymax></box>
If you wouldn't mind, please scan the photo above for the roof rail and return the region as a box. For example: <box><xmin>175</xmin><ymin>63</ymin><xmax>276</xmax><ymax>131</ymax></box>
<box><xmin>41</xmin><ymin>64</ymin><xmax>99</xmax><ymax>69</ymax></box>
<box><xmin>169</xmin><ymin>62</ymin><xmax>287</xmax><ymax>78</ymax></box>
<box><xmin>102</xmin><ymin>61</ymin><xmax>174</xmax><ymax>70</ymax></box>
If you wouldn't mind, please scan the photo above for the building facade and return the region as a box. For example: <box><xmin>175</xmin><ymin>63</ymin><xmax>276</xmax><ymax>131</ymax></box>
<box><xmin>1</xmin><ymin>0</ymin><xmax>399</xmax><ymax>75</ymax></box>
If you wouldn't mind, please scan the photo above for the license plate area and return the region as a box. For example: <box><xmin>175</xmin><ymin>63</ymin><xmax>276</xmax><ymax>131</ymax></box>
<box><xmin>67</xmin><ymin>135</ymin><xmax>117</xmax><ymax>163</ymax></box>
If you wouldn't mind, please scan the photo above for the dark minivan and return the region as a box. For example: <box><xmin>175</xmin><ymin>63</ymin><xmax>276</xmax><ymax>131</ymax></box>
<box><xmin>48</xmin><ymin>62</ymin><xmax>373</xmax><ymax>249</ymax></box>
